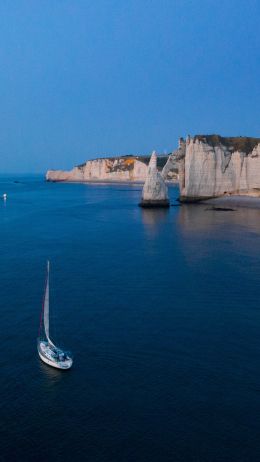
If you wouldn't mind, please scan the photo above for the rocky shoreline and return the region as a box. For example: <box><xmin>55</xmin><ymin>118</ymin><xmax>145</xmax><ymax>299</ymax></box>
<box><xmin>201</xmin><ymin>194</ymin><xmax>260</xmax><ymax>209</ymax></box>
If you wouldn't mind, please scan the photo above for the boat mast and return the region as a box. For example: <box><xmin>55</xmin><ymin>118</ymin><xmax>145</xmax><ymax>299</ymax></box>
<box><xmin>39</xmin><ymin>261</ymin><xmax>55</xmax><ymax>346</ymax></box>
<box><xmin>38</xmin><ymin>262</ymin><xmax>48</xmax><ymax>337</ymax></box>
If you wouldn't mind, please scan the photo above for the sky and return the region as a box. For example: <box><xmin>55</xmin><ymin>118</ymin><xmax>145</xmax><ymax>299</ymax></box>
<box><xmin>0</xmin><ymin>0</ymin><xmax>260</xmax><ymax>173</ymax></box>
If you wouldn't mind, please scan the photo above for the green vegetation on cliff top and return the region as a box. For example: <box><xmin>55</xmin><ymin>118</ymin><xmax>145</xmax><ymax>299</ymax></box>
<box><xmin>77</xmin><ymin>154</ymin><xmax>169</xmax><ymax>170</ymax></box>
<box><xmin>194</xmin><ymin>134</ymin><xmax>260</xmax><ymax>154</ymax></box>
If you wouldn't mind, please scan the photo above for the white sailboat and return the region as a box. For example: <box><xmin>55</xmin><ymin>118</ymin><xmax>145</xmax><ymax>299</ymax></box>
<box><xmin>37</xmin><ymin>261</ymin><xmax>73</xmax><ymax>370</ymax></box>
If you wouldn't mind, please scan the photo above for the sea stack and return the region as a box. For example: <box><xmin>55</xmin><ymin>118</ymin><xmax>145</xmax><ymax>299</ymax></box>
<box><xmin>139</xmin><ymin>151</ymin><xmax>169</xmax><ymax>208</ymax></box>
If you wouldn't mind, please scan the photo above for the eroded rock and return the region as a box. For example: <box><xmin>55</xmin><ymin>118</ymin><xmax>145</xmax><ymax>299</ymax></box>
<box><xmin>139</xmin><ymin>152</ymin><xmax>169</xmax><ymax>207</ymax></box>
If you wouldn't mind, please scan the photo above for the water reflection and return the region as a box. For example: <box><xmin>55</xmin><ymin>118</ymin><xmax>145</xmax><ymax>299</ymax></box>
<box><xmin>1</xmin><ymin>193</ymin><xmax>7</xmax><ymax>208</ymax></box>
<box><xmin>38</xmin><ymin>359</ymin><xmax>68</xmax><ymax>386</ymax></box>
<box><xmin>176</xmin><ymin>204</ymin><xmax>260</xmax><ymax>269</ymax></box>
<box><xmin>177</xmin><ymin>204</ymin><xmax>260</xmax><ymax>236</ymax></box>
<box><xmin>141</xmin><ymin>208</ymin><xmax>169</xmax><ymax>237</ymax></box>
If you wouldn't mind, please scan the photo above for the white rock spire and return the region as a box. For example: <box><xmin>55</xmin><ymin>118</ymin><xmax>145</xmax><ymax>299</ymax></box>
<box><xmin>139</xmin><ymin>151</ymin><xmax>169</xmax><ymax>207</ymax></box>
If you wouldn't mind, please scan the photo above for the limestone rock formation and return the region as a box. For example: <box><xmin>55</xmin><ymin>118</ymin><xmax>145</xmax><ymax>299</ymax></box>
<box><xmin>139</xmin><ymin>151</ymin><xmax>169</xmax><ymax>207</ymax></box>
<box><xmin>163</xmin><ymin>135</ymin><xmax>260</xmax><ymax>202</ymax></box>
<box><xmin>46</xmin><ymin>155</ymin><xmax>171</xmax><ymax>183</ymax></box>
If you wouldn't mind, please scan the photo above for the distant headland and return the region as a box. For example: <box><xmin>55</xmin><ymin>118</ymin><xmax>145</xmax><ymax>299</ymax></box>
<box><xmin>46</xmin><ymin>154</ymin><xmax>176</xmax><ymax>183</ymax></box>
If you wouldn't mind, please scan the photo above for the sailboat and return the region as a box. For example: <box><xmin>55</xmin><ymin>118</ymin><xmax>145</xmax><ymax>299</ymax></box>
<box><xmin>37</xmin><ymin>261</ymin><xmax>73</xmax><ymax>370</ymax></box>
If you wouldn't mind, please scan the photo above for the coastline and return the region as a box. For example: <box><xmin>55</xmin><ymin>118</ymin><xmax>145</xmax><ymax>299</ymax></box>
<box><xmin>46</xmin><ymin>178</ymin><xmax>144</xmax><ymax>184</ymax></box>
<box><xmin>46</xmin><ymin>178</ymin><xmax>177</xmax><ymax>185</ymax></box>
<box><xmin>46</xmin><ymin>178</ymin><xmax>260</xmax><ymax>208</ymax></box>
<box><xmin>201</xmin><ymin>195</ymin><xmax>260</xmax><ymax>209</ymax></box>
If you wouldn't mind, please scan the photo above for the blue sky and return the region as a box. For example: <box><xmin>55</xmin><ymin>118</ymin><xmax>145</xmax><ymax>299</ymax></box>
<box><xmin>0</xmin><ymin>0</ymin><xmax>259</xmax><ymax>172</ymax></box>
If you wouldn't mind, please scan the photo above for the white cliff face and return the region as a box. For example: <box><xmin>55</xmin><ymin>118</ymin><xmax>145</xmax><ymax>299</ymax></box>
<box><xmin>164</xmin><ymin>136</ymin><xmax>260</xmax><ymax>201</ymax></box>
<box><xmin>46</xmin><ymin>168</ymin><xmax>83</xmax><ymax>182</ymax></box>
<box><xmin>46</xmin><ymin>157</ymin><xmax>151</xmax><ymax>182</ymax></box>
<box><xmin>140</xmin><ymin>151</ymin><xmax>169</xmax><ymax>206</ymax></box>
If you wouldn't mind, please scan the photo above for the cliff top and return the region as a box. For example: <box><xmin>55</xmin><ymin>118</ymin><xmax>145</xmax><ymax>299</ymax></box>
<box><xmin>77</xmin><ymin>154</ymin><xmax>169</xmax><ymax>169</ymax></box>
<box><xmin>194</xmin><ymin>134</ymin><xmax>260</xmax><ymax>154</ymax></box>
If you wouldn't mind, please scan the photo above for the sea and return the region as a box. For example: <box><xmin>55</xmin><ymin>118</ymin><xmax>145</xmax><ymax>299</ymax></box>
<box><xmin>1</xmin><ymin>176</ymin><xmax>260</xmax><ymax>462</ymax></box>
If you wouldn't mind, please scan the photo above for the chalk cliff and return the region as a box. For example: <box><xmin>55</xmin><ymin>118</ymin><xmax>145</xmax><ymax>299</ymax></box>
<box><xmin>46</xmin><ymin>155</ymin><xmax>172</xmax><ymax>182</ymax></box>
<box><xmin>163</xmin><ymin>135</ymin><xmax>260</xmax><ymax>201</ymax></box>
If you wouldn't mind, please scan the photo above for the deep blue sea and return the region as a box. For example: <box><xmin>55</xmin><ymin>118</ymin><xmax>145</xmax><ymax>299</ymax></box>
<box><xmin>1</xmin><ymin>176</ymin><xmax>260</xmax><ymax>462</ymax></box>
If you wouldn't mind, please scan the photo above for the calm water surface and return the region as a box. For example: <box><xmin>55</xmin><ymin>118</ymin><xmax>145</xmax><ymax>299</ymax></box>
<box><xmin>0</xmin><ymin>177</ymin><xmax>260</xmax><ymax>461</ymax></box>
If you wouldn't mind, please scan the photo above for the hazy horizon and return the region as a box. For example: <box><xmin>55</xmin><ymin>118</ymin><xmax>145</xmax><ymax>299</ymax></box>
<box><xmin>1</xmin><ymin>0</ymin><xmax>260</xmax><ymax>173</ymax></box>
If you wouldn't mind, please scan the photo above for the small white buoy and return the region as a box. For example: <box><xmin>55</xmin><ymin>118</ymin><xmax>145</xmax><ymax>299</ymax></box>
<box><xmin>3</xmin><ymin>193</ymin><xmax>7</xmax><ymax>200</ymax></box>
